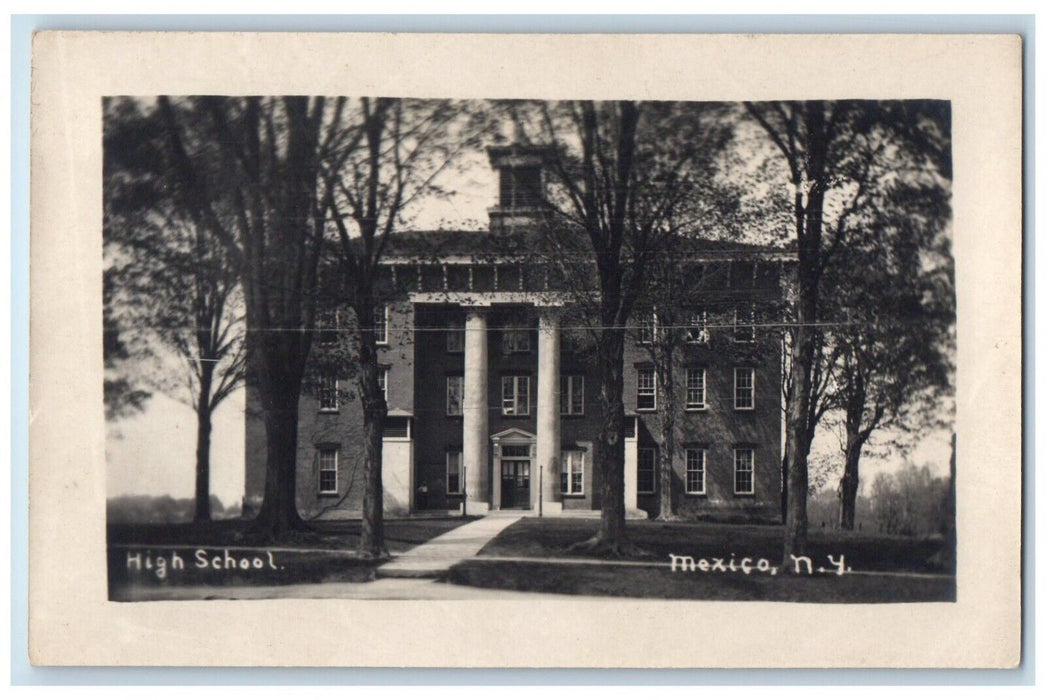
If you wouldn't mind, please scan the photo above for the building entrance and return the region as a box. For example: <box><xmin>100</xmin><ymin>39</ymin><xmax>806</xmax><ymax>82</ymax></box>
<box><xmin>499</xmin><ymin>444</ymin><xmax>532</xmax><ymax>509</ymax></box>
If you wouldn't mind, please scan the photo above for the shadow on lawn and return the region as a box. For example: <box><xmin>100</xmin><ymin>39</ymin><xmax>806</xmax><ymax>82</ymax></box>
<box><xmin>106</xmin><ymin>516</ymin><xmax>477</xmax><ymax>600</ymax></box>
<box><xmin>477</xmin><ymin>517</ymin><xmax>952</xmax><ymax>574</ymax></box>
<box><xmin>448</xmin><ymin>517</ymin><xmax>956</xmax><ymax>602</ymax></box>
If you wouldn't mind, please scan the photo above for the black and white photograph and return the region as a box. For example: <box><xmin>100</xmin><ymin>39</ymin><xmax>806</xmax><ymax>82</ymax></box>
<box><xmin>102</xmin><ymin>95</ymin><xmax>957</xmax><ymax>603</ymax></box>
<box><xmin>28</xmin><ymin>31</ymin><xmax>1021</xmax><ymax>669</ymax></box>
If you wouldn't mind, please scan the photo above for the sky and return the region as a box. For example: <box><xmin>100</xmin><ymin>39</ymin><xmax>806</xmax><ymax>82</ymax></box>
<box><xmin>104</xmin><ymin>102</ymin><xmax>956</xmax><ymax>507</ymax></box>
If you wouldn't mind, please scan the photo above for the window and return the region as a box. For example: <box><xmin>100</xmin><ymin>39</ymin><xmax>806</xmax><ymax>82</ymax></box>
<box><xmin>318</xmin><ymin>448</ymin><xmax>338</xmax><ymax>495</ymax></box>
<box><xmin>500</xmin><ymin>166</ymin><xmax>543</xmax><ymax>209</ymax></box>
<box><xmin>734</xmin><ymin>367</ymin><xmax>755</xmax><ymax>410</ymax></box>
<box><xmin>446</xmin><ymin>375</ymin><xmax>464</xmax><ymax>416</ymax></box>
<box><xmin>317</xmin><ymin>309</ymin><xmax>340</xmax><ymax>346</ymax></box>
<box><xmin>318</xmin><ymin>373</ymin><xmax>339</xmax><ymax>412</ymax></box>
<box><xmin>503</xmin><ymin>327</ymin><xmax>531</xmax><ymax>354</ymax></box>
<box><xmin>637</xmin><ymin>367</ymin><xmax>656</xmax><ymax>411</ymax></box>
<box><xmin>686</xmin><ymin>309</ymin><xmax>709</xmax><ymax>344</ymax></box>
<box><xmin>686</xmin><ymin>448</ymin><xmax>707</xmax><ymax>495</ymax></box>
<box><xmin>560</xmin><ymin>450</ymin><xmax>585</xmax><ymax>496</ymax></box>
<box><xmin>686</xmin><ymin>368</ymin><xmax>706</xmax><ymax>410</ymax></box>
<box><xmin>637</xmin><ymin>447</ymin><xmax>656</xmax><ymax>494</ymax></box>
<box><xmin>446</xmin><ymin>322</ymin><xmax>465</xmax><ymax>353</ymax></box>
<box><xmin>374</xmin><ymin>305</ymin><xmax>389</xmax><ymax>345</ymax></box>
<box><xmin>446</xmin><ymin>450</ymin><xmax>462</xmax><ymax>495</ymax></box>
<box><xmin>734</xmin><ymin>305</ymin><xmax>755</xmax><ymax>343</ymax></box>
<box><xmin>377</xmin><ymin>368</ymin><xmax>388</xmax><ymax>401</ymax></box>
<box><xmin>501</xmin><ymin>375</ymin><xmax>530</xmax><ymax>416</ymax></box>
<box><xmin>637</xmin><ymin>312</ymin><xmax>656</xmax><ymax>344</ymax></box>
<box><xmin>561</xmin><ymin>375</ymin><xmax>584</xmax><ymax>416</ymax></box>
<box><xmin>734</xmin><ymin>448</ymin><xmax>755</xmax><ymax>495</ymax></box>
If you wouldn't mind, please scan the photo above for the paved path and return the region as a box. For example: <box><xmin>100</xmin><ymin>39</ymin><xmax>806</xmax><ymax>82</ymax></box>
<box><xmin>377</xmin><ymin>513</ymin><xmax>523</xmax><ymax>578</ymax></box>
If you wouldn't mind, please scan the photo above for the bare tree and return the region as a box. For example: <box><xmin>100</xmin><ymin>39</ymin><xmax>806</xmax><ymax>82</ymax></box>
<box><xmin>744</xmin><ymin>99</ymin><xmax>952</xmax><ymax>564</ymax></box>
<box><xmin>505</xmin><ymin>100</ymin><xmax>733</xmax><ymax>553</ymax></box>
<box><xmin>326</xmin><ymin>97</ymin><xmax>487</xmax><ymax>557</ymax></box>
<box><xmin>157</xmin><ymin>96</ymin><xmax>350</xmax><ymax>538</ymax></box>
<box><xmin>824</xmin><ymin>165</ymin><xmax>954</xmax><ymax>530</ymax></box>
<box><xmin>104</xmin><ymin>97</ymin><xmax>245</xmax><ymax>522</ymax></box>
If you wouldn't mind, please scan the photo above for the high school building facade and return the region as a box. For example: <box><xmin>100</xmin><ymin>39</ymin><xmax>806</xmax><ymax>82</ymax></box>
<box><xmin>245</xmin><ymin>145</ymin><xmax>791</xmax><ymax>522</ymax></box>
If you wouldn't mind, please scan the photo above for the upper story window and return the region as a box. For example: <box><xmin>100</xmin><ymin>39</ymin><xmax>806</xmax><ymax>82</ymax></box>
<box><xmin>318</xmin><ymin>373</ymin><xmax>339</xmax><ymax>412</ymax></box>
<box><xmin>446</xmin><ymin>375</ymin><xmax>464</xmax><ymax>416</ymax></box>
<box><xmin>446</xmin><ymin>322</ymin><xmax>465</xmax><ymax>353</ymax></box>
<box><xmin>686</xmin><ymin>309</ymin><xmax>709</xmax><ymax>344</ymax></box>
<box><xmin>503</xmin><ymin>327</ymin><xmax>531</xmax><ymax>354</ymax></box>
<box><xmin>501</xmin><ymin>375</ymin><xmax>530</xmax><ymax>416</ymax></box>
<box><xmin>374</xmin><ymin>305</ymin><xmax>389</xmax><ymax>345</ymax></box>
<box><xmin>561</xmin><ymin>375</ymin><xmax>584</xmax><ymax>416</ymax></box>
<box><xmin>733</xmin><ymin>305</ymin><xmax>756</xmax><ymax>343</ymax></box>
<box><xmin>637</xmin><ymin>312</ymin><xmax>656</xmax><ymax>345</ymax></box>
<box><xmin>636</xmin><ymin>367</ymin><xmax>656</xmax><ymax>411</ymax></box>
<box><xmin>317</xmin><ymin>309</ymin><xmax>340</xmax><ymax>346</ymax></box>
<box><xmin>499</xmin><ymin>166</ymin><xmax>543</xmax><ymax>209</ymax></box>
<box><xmin>734</xmin><ymin>367</ymin><xmax>755</xmax><ymax>410</ymax></box>
<box><xmin>685</xmin><ymin>368</ymin><xmax>706</xmax><ymax>410</ymax></box>
<box><xmin>377</xmin><ymin>367</ymin><xmax>388</xmax><ymax>401</ymax></box>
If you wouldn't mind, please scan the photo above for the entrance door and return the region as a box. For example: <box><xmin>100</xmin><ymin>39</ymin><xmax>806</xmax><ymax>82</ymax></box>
<box><xmin>500</xmin><ymin>459</ymin><xmax>531</xmax><ymax>509</ymax></box>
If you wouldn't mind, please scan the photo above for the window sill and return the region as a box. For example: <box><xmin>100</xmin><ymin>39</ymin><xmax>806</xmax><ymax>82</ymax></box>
<box><xmin>636</xmin><ymin>408</ymin><xmax>657</xmax><ymax>413</ymax></box>
<box><xmin>561</xmin><ymin>493</ymin><xmax>586</xmax><ymax>499</ymax></box>
<box><xmin>685</xmin><ymin>406</ymin><xmax>707</xmax><ymax>412</ymax></box>
<box><xmin>318</xmin><ymin>408</ymin><xmax>340</xmax><ymax>414</ymax></box>
<box><xmin>732</xmin><ymin>492</ymin><xmax>756</xmax><ymax>498</ymax></box>
<box><xmin>684</xmin><ymin>491</ymin><xmax>708</xmax><ymax>497</ymax></box>
<box><xmin>318</xmin><ymin>491</ymin><xmax>340</xmax><ymax>498</ymax></box>
<box><xmin>734</xmin><ymin>407</ymin><xmax>756</xmax><ymax>412</ymax></box>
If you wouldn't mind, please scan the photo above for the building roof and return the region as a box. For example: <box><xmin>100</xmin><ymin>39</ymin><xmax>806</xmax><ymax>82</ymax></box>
<box><xmin>377</xmin><ymin>227</ymin><xmax>795</xmax><ymax>262</ymax></box>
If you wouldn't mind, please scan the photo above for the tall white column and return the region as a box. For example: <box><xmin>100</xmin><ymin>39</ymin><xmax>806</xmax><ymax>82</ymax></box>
<box><xmin>535</xmin><ymin>310</ymin><xmax>562</xmax><ymax>513</ymax></box>
<box><xmin>463</xmin><ymin>308</ymin><xmax>489</xmax><ymax>512</ymax></box>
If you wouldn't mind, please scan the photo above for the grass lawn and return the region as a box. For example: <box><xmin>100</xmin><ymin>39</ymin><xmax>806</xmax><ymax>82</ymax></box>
<box><xmin>446</xmin><ymin>517</ymin><xmax>955</xmax><ymax>603</ymax></box>
<box><xmin>476</xmin><ymin>517</ymin><xmax>952</xmax><ymax>573</ymax></box>
<box><xmin>107</xmin><ymin>516</ymin><xmax>475</xmax><ymax>599</ymax></box>
<box><xmin>108</xmin><ymin>516</ymin><xmax>477</xmax><ymax>552</ymax></box>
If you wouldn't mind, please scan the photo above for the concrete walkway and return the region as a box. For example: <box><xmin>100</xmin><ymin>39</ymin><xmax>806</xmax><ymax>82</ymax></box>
<box><xmin>377</xmin><ymin>512</ymin><xmax>522</xmax><ymax>578</ymax></box>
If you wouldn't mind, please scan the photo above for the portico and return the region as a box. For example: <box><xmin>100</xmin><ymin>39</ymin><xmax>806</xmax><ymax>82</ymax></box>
<box><xmin>460</xmin><ymin>301</ymin><xmax>569</xmax><ymax>513</ymax></box>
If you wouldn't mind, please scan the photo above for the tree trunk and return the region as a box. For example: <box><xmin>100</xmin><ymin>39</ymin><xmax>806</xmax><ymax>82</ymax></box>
<box><xmin>254</xmin><ymin>380</ymin><xmax>305</xmax><ymax>538</ymax></box>
<box><xmin>781</xmin><ymin>106</ymin><xmax>830</xmax><ymax>567</ymax></box>
<box><xmin>781</xmin><ymin>316</ymin><xmax>815</xmax><ymax>565</ymax></box>
<box><xmin>193</xmin><ymin>370</ymin><xmax>214</xmax><ymax>523</ymax></box>
<box><xmin>588</xmin><ymin>329</ymin><xmax>628</xmax><ymax>552</ymax></box>
<box><xmin>838</xmin><ymin>428</ymin><xmax>863</xmax><ymax>531</ymax></box>
<box><xmin>655</xmin><ymin>356</ymin><xmax>676</xmax><ymax>521</ymax></box>
<box><xmin>356</xmin><ymin>301</ymin><xmax>388</xmax><ymax>559</ymax></box>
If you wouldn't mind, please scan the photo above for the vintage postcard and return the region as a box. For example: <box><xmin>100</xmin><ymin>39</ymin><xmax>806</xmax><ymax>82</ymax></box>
<box><xmin>29</xmin><ymin>32</ymin><xmax>1022</xmax><ymax>667</ymax></box>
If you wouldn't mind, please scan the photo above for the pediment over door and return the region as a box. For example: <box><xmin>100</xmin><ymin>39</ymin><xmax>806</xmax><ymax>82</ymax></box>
<box><xmin>490</xmin><ymin>427</ymin><xmax>536</xmax><ymax>443</ymax></box>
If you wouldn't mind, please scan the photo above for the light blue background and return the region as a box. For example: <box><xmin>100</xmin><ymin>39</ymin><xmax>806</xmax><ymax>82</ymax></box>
<box><xmin>10</xmin><ymin>13</ymin><xmax>1034</xmax><ymax>685</ymax></box>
